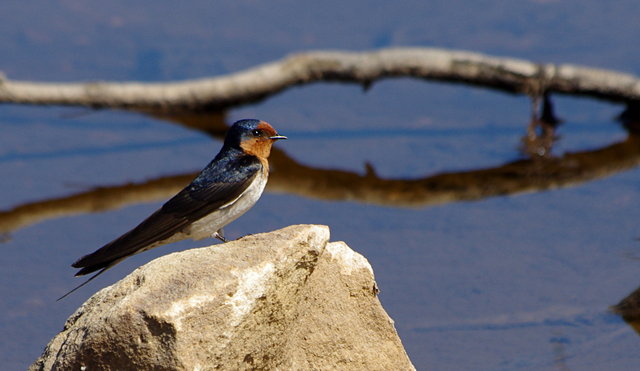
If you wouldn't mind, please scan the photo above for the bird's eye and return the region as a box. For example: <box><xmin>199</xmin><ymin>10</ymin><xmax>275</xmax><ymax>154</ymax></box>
<box><xmin>252</xmin><ymin>129</ymin><xmax>262</xmax><ymax>137</ymax></box>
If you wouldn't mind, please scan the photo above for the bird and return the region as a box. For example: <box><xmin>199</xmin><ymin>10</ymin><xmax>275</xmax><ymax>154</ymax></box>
<box><xmin>57</xmin><ymin>119</ymin><xmax>287</xmax><ymax>300</ymax></box>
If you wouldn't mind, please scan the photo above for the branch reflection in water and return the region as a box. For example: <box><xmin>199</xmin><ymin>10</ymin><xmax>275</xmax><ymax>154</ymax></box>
<box><xmin>612</xmin><ymin>286</ymin><xmax>640</xmax><ymax>335</ymax></box>
<box><xmin>2</xmin><ymin>111</ymin><xmax>640</xmax><ymax>236</ymax></box>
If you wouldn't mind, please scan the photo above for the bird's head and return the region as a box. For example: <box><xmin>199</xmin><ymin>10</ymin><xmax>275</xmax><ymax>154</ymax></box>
<box><xmin>224</xmin><ymin>119</ymin><xmax>287</xmax><ymax>158</ymax></box>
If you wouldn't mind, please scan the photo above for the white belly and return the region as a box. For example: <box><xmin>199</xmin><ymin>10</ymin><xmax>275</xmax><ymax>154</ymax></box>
<box><xmin>185</xmin><ymin>171</ymin><xmax>268</xmax><ymax>240</ymax></box>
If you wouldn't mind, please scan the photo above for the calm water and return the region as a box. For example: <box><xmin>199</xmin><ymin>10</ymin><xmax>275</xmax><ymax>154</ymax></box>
<box><xmin>2</xmin><ymin>2</ymin><xmax>640</xmax><ymax>370</ymax></box>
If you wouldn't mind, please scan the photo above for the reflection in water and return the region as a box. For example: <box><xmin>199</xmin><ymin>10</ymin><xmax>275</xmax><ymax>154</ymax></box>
<box><xmin>268</xmin><ymin>134</ymin><xmax>640</xmax><ymax>206</ymax></box>
<box><xmin>550</xmin><ymin>330</ymin><xmax>571</xmax><ymax>371</ymax></box>
<box><xmin>521</xmin><ymin>93</ymin><xmax>563</xmax><ymax>158</ymax></box>
<box><xmin>618</xmin><ymin>101</ymin><xmax>640</xmax><ymax>135</ymax></box>
<box><xmin>612</xmin><ymin>286</ymin><xmax>640</xmax><ymax>335</ymax></box>
<box><xmin>2</xmin><ymin>110</ymin><xmax>640</xmax><ymax>235</ymax></box>
<box><xmin>147</xmin><ymin>110</ymin><xmax>228</xmax><ymax>136</ymax></box>
<box><xmin>0</xmin><ymin>174</ymin><xmax>196</xmax><ymax>235</ymax></box>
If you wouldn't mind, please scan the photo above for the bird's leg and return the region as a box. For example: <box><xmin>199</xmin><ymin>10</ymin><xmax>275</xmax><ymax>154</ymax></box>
<box><xmin>213</xmin><ymin>229</ymin><xmax>227</xmax><ymax>242</ymax></box>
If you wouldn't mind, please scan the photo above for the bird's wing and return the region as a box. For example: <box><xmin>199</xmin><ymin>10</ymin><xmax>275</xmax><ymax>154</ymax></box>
<box><xmin>72</xmin><ymin>157</ymin><xmax>262</xmax><ymax>275</ymax></box>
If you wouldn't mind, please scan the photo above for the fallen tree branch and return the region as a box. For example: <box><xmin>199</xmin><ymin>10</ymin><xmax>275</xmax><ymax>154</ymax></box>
<box><xmin>1</xmin><ymin>48</ymin><xmax>639</xmax><ymax>111</ymax></box>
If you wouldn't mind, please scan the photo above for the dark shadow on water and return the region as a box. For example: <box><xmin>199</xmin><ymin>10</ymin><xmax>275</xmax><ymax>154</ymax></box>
<box><xmin>2</xmin><ymin>111</ymin><xmax>640</xmax><ymax>235</ymax></box>
<box><xmin>612</xmin><ymin>285</ymin><xmax>640</xmax><ymax>335</ymax></box>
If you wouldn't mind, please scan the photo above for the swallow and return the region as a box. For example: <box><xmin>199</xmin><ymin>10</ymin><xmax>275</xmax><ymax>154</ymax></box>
<box><xmin>58</xmin><ymin>119</ymin><xmax>286</xmax><ymax>300</ymax></box>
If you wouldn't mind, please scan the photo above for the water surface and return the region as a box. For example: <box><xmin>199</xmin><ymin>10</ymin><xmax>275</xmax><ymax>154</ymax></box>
<box><xmin>2</xmin><ymin>2</ymin><xmax>640</xmax><ymax>370</ymax></box>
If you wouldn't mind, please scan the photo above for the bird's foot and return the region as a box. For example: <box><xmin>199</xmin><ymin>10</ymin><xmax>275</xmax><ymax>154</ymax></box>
<box><xmin>213</xmin><ymin>229</ymin><xmax>227</xmax><ymax>242</ymax></box>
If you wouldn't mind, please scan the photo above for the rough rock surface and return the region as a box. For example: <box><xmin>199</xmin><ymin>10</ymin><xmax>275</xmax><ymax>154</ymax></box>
<box><xmin>31</xmin><ymin>224</ymin><xmax>415</xmax><ymax>370</ymax></box>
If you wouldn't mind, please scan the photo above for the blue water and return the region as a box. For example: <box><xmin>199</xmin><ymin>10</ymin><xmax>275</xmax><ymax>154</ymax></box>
<box><xmin>2</xmin><ymin>2</ymin><xmax>640</xmax><ymax>370</ymax></box>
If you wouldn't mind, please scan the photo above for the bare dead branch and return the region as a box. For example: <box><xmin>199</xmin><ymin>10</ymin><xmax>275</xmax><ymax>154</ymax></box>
<box><xmin>1</xmin><ymin>48</ymin><xmax>639</xmax><ymax>111</ymax></box>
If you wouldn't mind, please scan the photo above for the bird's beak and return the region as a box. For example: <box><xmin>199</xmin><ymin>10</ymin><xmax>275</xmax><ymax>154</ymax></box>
<box><xmin>269</xmin><ymin>135</ymin><xmax>287</xmax><ymax>140</ymax></box>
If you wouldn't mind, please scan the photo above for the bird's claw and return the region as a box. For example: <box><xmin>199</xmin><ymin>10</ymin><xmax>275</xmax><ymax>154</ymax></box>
<box><xmin>214</xmin><ymin>230</ymin><xmax>227</xmax><ymax>242</ymax></box>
